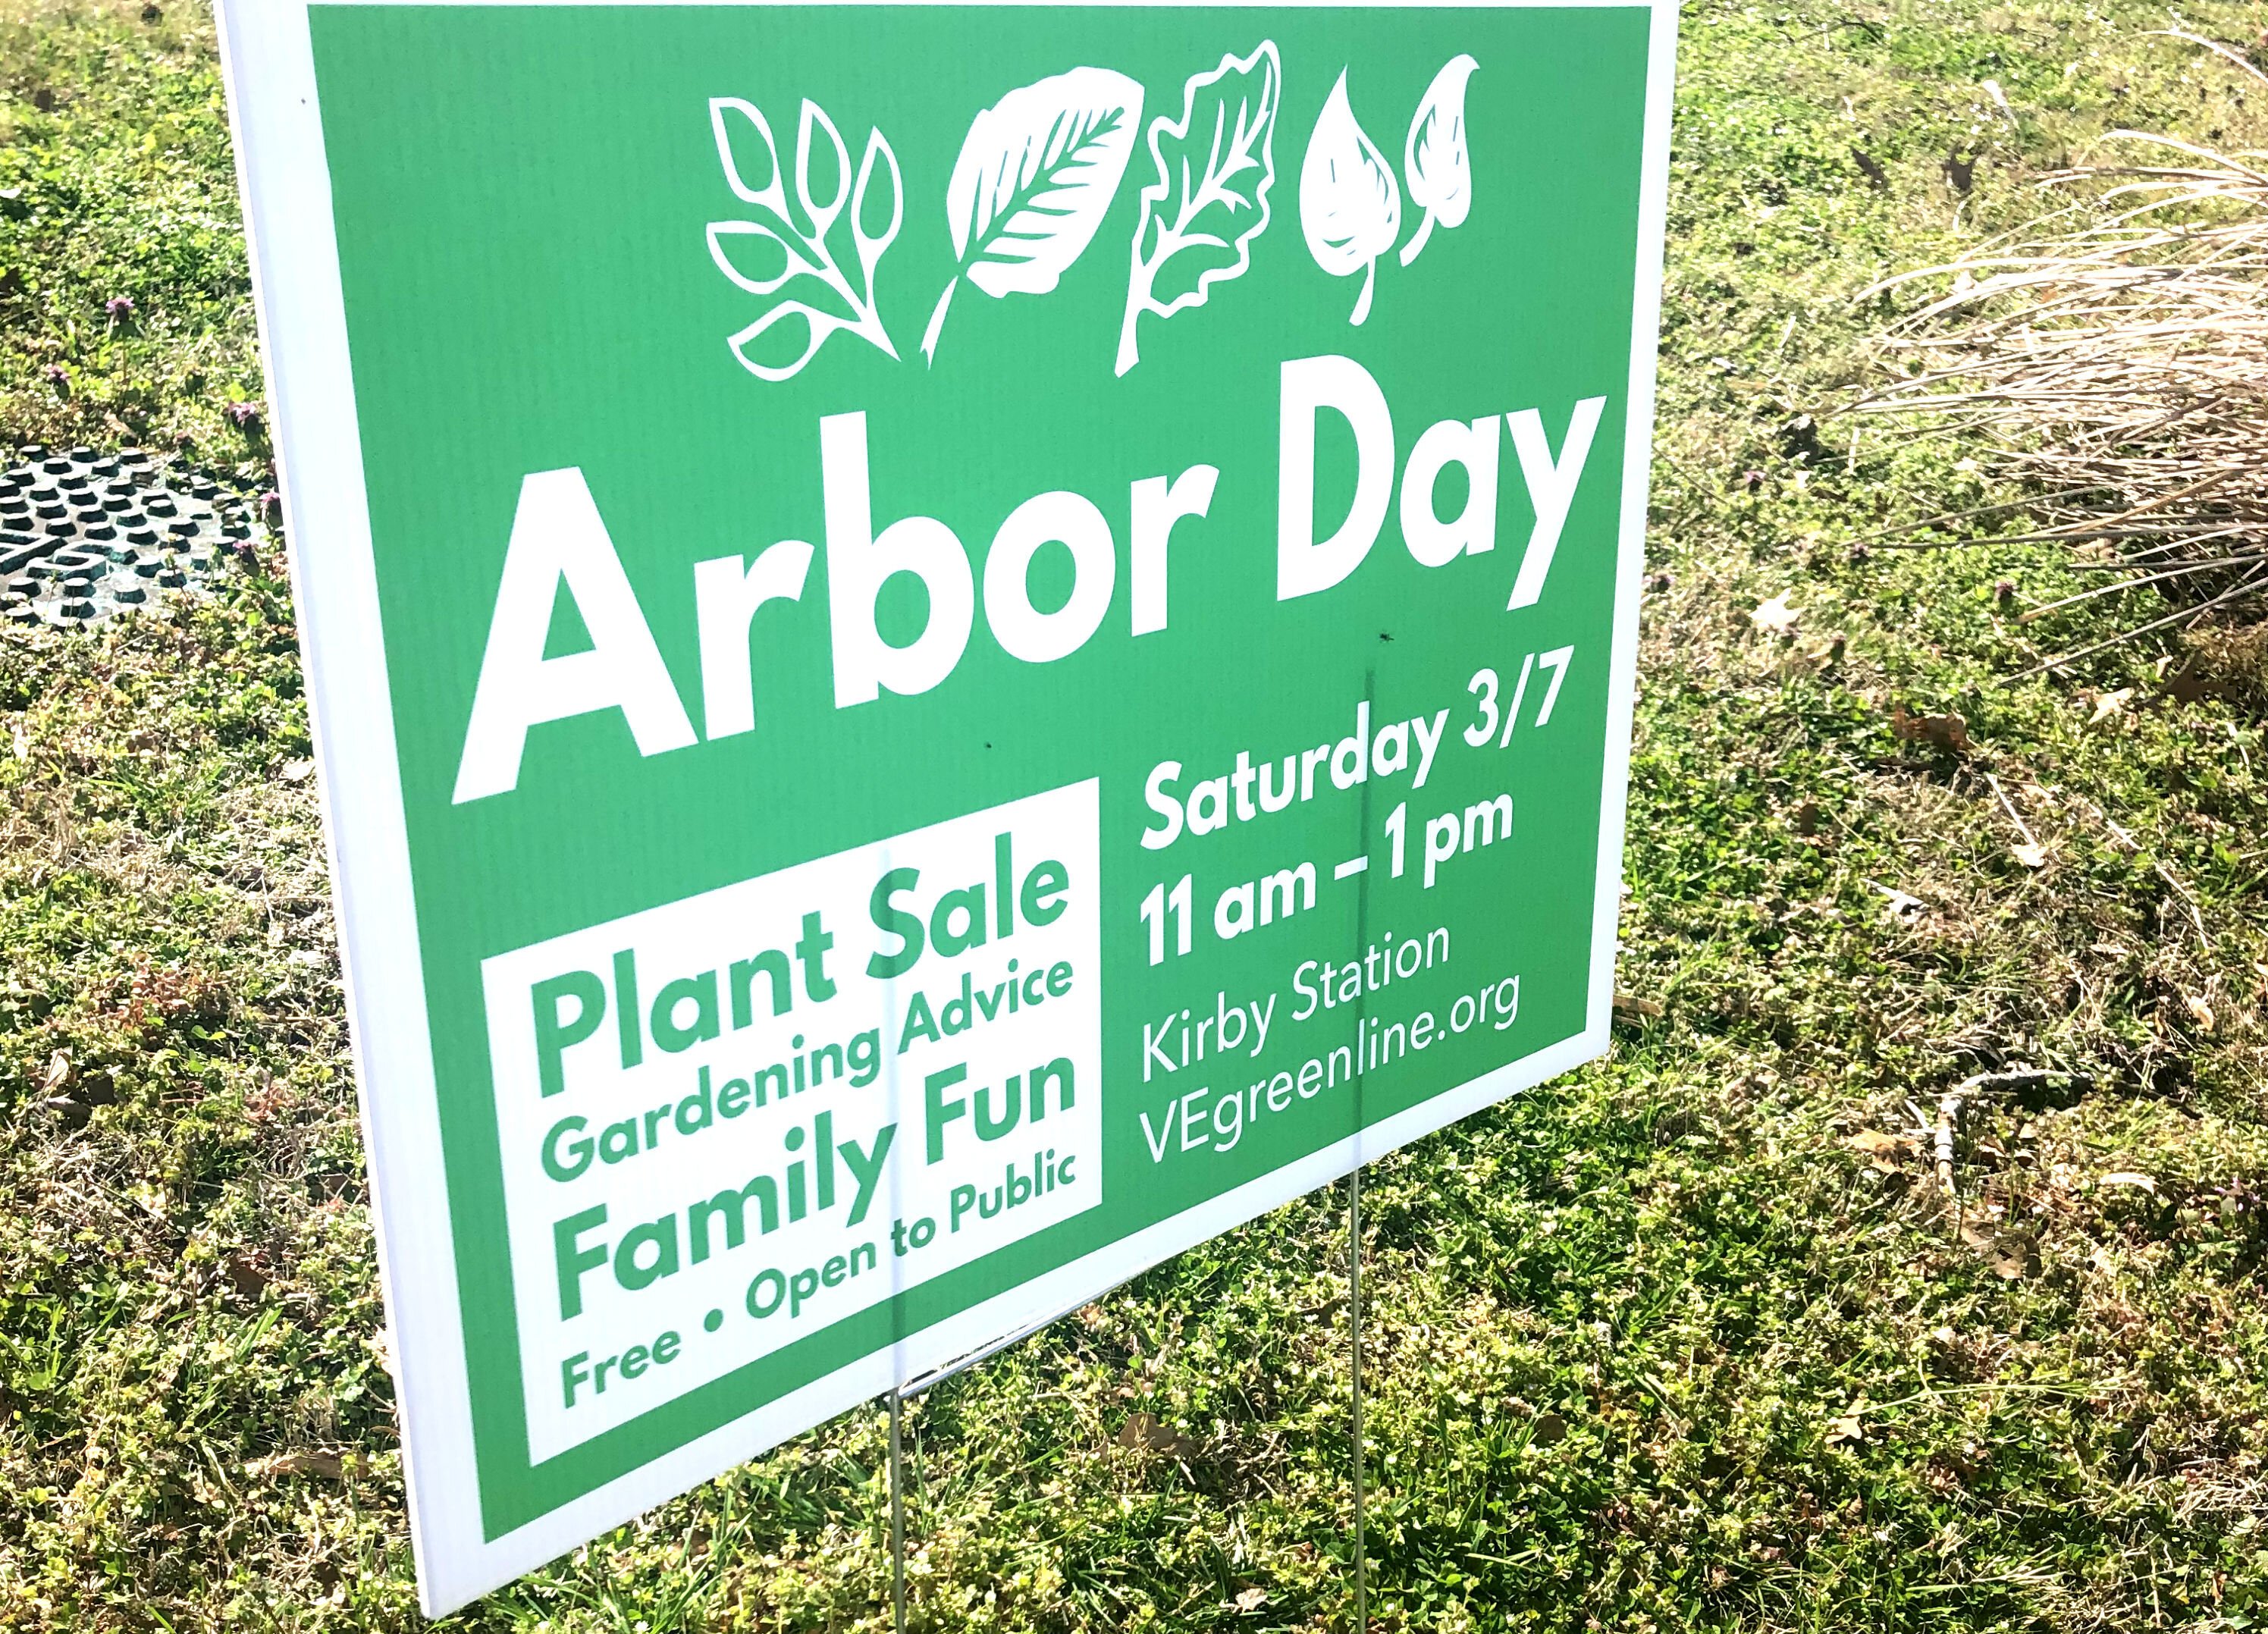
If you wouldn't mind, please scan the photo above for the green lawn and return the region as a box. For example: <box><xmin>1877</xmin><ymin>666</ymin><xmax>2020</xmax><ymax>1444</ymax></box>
<box><xmin>5</xmin><ymin>0</ymin><xmax>2268</xmax><ymax>1628</ymax></box>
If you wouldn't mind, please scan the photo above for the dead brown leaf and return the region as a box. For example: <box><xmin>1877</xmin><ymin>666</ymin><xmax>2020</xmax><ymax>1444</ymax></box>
<box><xmin>1843</xmin><ymin>1129</ymin><xmax>1918</xmax><ymax>1164</ymax></box>
<box><xmin>2088</xmin><ymin>688</ymin><xmax>2135</xmax><ymax>727</ymax></box>
<box><xmin>1892</xmin><ymin>704</ymin><xmax>1971</xmax><ymax>752</ymax></box>
<box><xmin>245</xmin><ymin>1450</ymin><xmax>347</xmax><ymax>1482</ymax></box>
<box><xmin>1990</xmin><ymin>1240</ymin><xmax>2040</xmax><ymax>1279</ymax></box>
<box><xmin>2161</xmin><ymin>658</ymin><xmax>2225</xmax><ymax>704</ymax></box>
<box><xmin>1612</xmin><ymin>991</ymin><xmax>1664</xmax><ymax>1022</ymax></box>
<box><xmin>1962</xmin><ymin>1225</ymin><xmax>2040</xmax><ymax>1280</ymax></box>
<box><xmin>1824</xmin><ymin>1398</ymin><xmax>1868</xmax><ymax>1445</ymax></box>
<box><xmin>1116</xmin><ymin>1412</ymin><xmax>1200</xmax><ymax>1462</ymax></box>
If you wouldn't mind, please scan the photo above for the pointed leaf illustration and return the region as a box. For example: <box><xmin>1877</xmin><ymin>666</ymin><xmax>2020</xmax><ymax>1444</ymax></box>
<box><xmin>1399</xmin><ymin>55</ymin><xmax>1477</xmax><ymax>266</ymax></box>
<box><xmin>711</xmin><ymin>98</ymin><xmax>789</xmax><ymax>213</ymax></box>
<box><xmin>1300</xmin><ymin>70</ymin><xmax>1400</xmax><ymax>325</ymax></box>
<box><xmin>708</xmin><ymin>216</ymin><xmax>827</xmax><ymax>296</ymax></box>
<box><xmin>848</xmin><ymin>125</ymin><xmax>903</xmax><ymax>304</ymax></box>
<box><xmin>1115</xmin><ymin>41</ymin><xmax>1281</xmax><ymax>376</ymax></box>
<box><xmin>921</xmin><ymin>67</ymin><xmax>1144</xmax><ymax>364</ymax></box>
<box><xmin>729</xmin><ymin>301</ymin><xmax>839</xmax><ymax>382</ymax></box>
<box><xmin>797</xmin><ymin>99</ymin><xmax>852</xmax><ymax>240</ymax></box>
<box><xmin>708</xmin><ymin>95</ymin><xmax>899</xmax><ymax>381</ymax></box>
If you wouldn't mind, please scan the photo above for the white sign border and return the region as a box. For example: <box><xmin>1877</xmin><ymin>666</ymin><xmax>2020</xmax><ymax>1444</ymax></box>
<box><xmin>214</xmin><ymin>0</ymin><xmax>1677</xmax><ymax>1611</ymax></box>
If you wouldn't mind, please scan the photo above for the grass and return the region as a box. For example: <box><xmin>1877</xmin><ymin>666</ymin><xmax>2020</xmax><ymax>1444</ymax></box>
<box><xmin>4</xmin><ymin>0</ymin><xmax>2268</xmax><ymax>1628</ymax></box>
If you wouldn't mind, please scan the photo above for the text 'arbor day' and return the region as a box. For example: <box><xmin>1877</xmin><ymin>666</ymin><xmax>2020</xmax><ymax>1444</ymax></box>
<box><xmin>449</xmin><ymin>354</ymin><xmax>1608</xmax><ymax>802</ymax></box>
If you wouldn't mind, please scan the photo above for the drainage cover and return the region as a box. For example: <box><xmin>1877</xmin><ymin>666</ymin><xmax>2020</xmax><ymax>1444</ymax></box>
<box><xmin>0</xmin><ymin>444</ymin><xmax>265</xmax><ymax>629</ymax></box>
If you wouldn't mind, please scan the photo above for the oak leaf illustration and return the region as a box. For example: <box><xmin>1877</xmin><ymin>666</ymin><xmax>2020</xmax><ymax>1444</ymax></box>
<box><xmin>1115</xmin><ymin>42</ymin><xmax>1281</xmax><ymax>375</ymax></box>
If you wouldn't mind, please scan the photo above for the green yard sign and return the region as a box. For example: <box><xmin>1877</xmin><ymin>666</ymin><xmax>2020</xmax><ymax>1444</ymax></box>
<box><xmin>219</xmin><ymin>0</ymin><xmax>1674</xmax><ymax>1609</ymax></box>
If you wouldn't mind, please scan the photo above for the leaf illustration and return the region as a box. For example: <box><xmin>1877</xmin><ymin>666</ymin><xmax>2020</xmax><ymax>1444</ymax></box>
<box><xmin>707</xmin><ymin>95</ymin><xmax>901</xmax><ymax>382</ymax></box>
<box><xmin>1300</xmin><ymin>70</ymin><xmax>1400</xmax><ymax>325</ymax></box>
<box><xmin>797</xmin><ymin>99</ymin><xmax>851</xmax><ymax>241</ymax></box>
<box><xmin>1399</xmin><ymin>54</ymin><xmax>1478</xmax><ymax>266</ymax></box>
<box><xmin>1115</xmin><ymin>41</ymin><xmax>1281</xmax><ymax>376</ymax></box>
<box><xmin>712</xmin><ymin>96</ymin><xmax>785</xmax><ymax>205</ymax></box>
<box><xmin>707</xmin><ymin>218</ymin><xmax>827</xmax><ymax>297</ymax></box>
<box><xmin>921</xmin><ymin>67</ymin><xmax>1144</xmax><ymax>365</ymax></box>
<box><xmin>848</xmin><ymin>125</ymin><xmax>902</xmax><ymax>307</ymax></box>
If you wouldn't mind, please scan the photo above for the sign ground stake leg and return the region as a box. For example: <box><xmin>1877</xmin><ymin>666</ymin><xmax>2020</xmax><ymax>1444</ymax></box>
<box><xmin>889</xmin><ymin>1385</ymin><xmax>907</xmax><ymax>1634</ymax></box>
<box><xmin>1349</xmin><ymin>1166</ymin><xmax>1368</xmax><ymax>1631</ymax></box>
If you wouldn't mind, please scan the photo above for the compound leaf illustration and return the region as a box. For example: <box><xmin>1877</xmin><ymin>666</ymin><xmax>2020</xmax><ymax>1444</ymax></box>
<box><xmin>1400</xmin><ymin>54</ymin><xmax>1478</xmax><ymax>266</ymax></box>
<box><xmin>1300</xmin><ymin>69</ymin><xmax>1401</xmax><ymax>325</ymax></box>
<box><xmin>707</xmin><ymin>95</ymin><xmax>901</xmax><ymax>382</ymax></box>
<box><xmin>921</xmin><ymin>67</ymin><xmax>1144</xmax><ymax>365</ymax></box>
<box><xmin>1115</xmin><ymin>40</ymin><xmax>1281</xmax><ymax>377</ymax></box>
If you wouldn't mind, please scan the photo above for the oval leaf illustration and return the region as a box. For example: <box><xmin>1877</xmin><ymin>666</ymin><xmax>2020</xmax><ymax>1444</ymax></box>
<box><xmin>849</xmin><ymin>126</ymin><xmax>904</xmax><ymax>304</ymax></box>
<box><xmin>921</xmin><ymin>66</ymin><xmax>1145</xmax><ymax>364</ymax></box>
<box><xmin>708</xmin><ymin>218</ymin><xmax>824</xmax><ymax>296</ymax></box>
<box><xmin>797</xmin><ymin>99</ymin><xmax>853</xmax><ymax>241</ymax></box>
<box><xmin>1116</xmin><ymin>40</ymin><xmax>1281</xmax><ymax>376</ymax></box>
<box><xmin>1400</xmin><ymin>54</ymin><xmax>1478</xmax><ymax>267</ymax></box>
<box><xmin>1300</xmin><ymin>69</ymin><xmax>1401</xmax><ymax>325</ymax></box>
<box><xmin>711</xmin><ymin>97</ymin><xmax>786</xmax><ymax>209</ymax></box>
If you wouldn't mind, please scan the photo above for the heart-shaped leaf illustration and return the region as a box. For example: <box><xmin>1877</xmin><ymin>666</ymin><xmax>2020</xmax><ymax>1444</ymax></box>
<box><xmin>1400</xmin><ymin>55</ymin><xmax>1478</xmax><ymax>266</ymax></box>
<box><xmin>1300</xmin><ymin>69</ymin><xmax>1401</xmax><ymax>325</ymax></box>
<box><xmin>921</xmin><ymin>66</ymin><xmax>1145</xmax><ymax>364</ymax></box>
<box><xmin>1115</xmin><ymin>41</ymin><xmax>1281</xmax><ymax>375</ymax></box>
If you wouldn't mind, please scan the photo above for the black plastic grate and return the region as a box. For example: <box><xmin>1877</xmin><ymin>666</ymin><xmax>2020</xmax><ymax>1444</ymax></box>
<box><xmin>0</xmin><ymin>443</ymin><xmax>264</xmax><ymax>629</ymax></box>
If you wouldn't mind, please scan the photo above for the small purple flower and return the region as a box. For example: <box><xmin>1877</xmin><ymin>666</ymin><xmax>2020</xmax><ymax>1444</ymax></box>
<box><xmin>42</xmin><ymin>362</ymin><xmax>67</xmax><ymax>388</ymax></box>
<box><xmin>259</xmin><ymin>488</ymin><xmax>281</xmax><ymax>517</ymax></box>
<box><xmin>226</xmin><ymin>400</ymin><xmax>262</xmax><ymax>429</ymax></box>
<box><xmin>1742</xmin><ymin>469</ymin><xmax>1767</xmax><ymax>492</ymax></box>
<box><xmin>105</xmin><ymin>295</ymin><xmax>135</xmax><ymax>319</ymax></box>
<box><xmin>1994</xmin><ymin>578</ymin><xmax>2017</xmax><ymax>604</ymax></box>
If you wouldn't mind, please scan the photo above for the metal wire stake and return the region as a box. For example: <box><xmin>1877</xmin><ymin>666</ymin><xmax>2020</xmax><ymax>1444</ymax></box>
<box><xmin>1349</xmin><ymin>1165</ymin><xmax>1368</xmax><ymax>1632</ymax></box>
<box><xmin>889</xmin><ymin>1385</ymin><xmax>907</xmax><ymax>1634</ymax></box>
<box><xmin>1347</xmin><ymin>659</ymin><xmax>1376</xmax><ymax>1633</ymax></box>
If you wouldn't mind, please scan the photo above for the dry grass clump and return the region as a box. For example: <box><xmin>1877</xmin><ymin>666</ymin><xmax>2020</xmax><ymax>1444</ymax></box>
<box><xmin>1853</xmin><ymin>39</ymin><xmax>2268</xmax><ymax>675</ymax></box>
<box><xmin>2174</xmin><ymin>618</ymin><xmax>2268</xmax><ymax>709</ymax></box>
